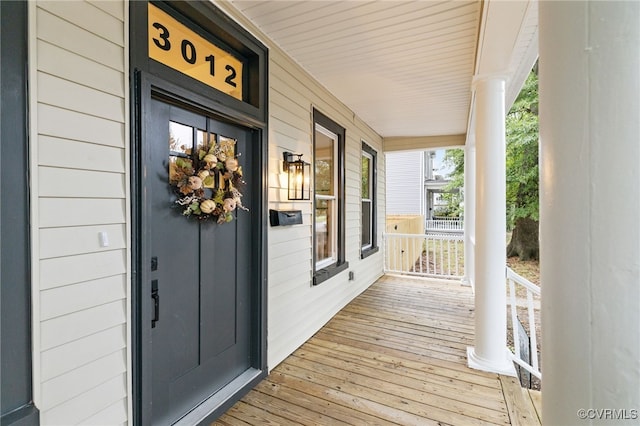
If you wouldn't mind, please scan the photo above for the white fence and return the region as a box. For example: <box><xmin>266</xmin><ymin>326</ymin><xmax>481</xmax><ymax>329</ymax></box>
<box><xmin>507</xmin><ymin>267</ymin><xmax>542</xmax><ymax>381</ymax></box>
<box><xmin>425</xmin><ymin>218</ymin><xmax>464</xmax><ymax>233</ymax></box>
<box><xmin>383</xmin><ymin>233</ymin><xmax>464</xmax><ymax>279</ymax></box>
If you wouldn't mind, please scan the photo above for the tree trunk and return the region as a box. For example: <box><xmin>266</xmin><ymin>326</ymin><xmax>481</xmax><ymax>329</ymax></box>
<box><xmin>507</xmin><ymin>217</ymin><xmax>539</xmax><ymax>260</ymax></box>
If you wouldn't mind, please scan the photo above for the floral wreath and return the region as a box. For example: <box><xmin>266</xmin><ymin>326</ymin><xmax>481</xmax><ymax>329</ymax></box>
<box><xmin>169</xmin><ymin>138</ymin><xmax>247</xmax><ymax>224</ymax></box>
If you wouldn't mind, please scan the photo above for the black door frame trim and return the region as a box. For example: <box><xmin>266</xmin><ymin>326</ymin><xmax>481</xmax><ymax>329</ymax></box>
<box><xmin>132</xmin><ymin>72</ymin><xmax>268</xmax><ymax>425</ymax></box>
<box><xmin>0</xmin><ymin>1</ymin><xmax>40</xmax><ymax>424</ymax></box>
<box><xmin>131</xmin><ymin>1</ymin><xmax>267</xmax><ymax>124</ymax></box>
<box><xmin>130</xmin><ymin>2</ymin><xmax>268</xmax><ymax>424</ymax></box>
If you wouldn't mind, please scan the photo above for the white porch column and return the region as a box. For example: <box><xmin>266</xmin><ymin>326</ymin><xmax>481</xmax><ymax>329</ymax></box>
<box><xmin>467</xmin><ymin>77</ymin><xmax>515</xmax><ymax>376</ymax></box>
<box><xmin>540</xmin><ymin>2</ymin><xmax>640</xmax><ymax>424</ymax></box>
<box><xmin>463</xmin><ymin>140</ymin><xmax>476</xmax><ymax>288</ymax></box>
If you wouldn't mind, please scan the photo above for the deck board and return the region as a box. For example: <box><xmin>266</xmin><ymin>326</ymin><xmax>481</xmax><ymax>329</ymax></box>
<box><xmin>528</xmin><ymin>390</ymin><xmax>542</xmax><ymax>423</ymax></box>
<box><xmin>214</xmin><ymin>275</ymin><xmax>541</xmax><ymax>425</ymax></box>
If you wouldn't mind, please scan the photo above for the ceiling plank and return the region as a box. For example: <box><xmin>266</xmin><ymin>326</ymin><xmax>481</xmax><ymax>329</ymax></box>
<box><xmin>384</xmin><ymin>134</ymin><xmax>467</xmax><ymax>152</ymax></box>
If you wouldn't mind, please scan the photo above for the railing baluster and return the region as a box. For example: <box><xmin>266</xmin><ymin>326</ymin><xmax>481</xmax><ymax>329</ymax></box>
<box><xmin>506</xmin><ymin>267</ymin><xmax>542</xmax><ymax>381</ymax></box>
<box><xmin>431</xmin><ymin>237</ymin><xmax>435</xmax><ymax>274</ymax></box>
<box><xmin>426</xmin><ymin>219</ymin><xmax>464</xmax><ymax>233</ymax></box>
<box><xmin>527</xmin><ymin>289</ymin><xmax>539</xmax><ymax>373</ymax></box>
<box><xmin>454</xmin><ymin>238</ymin><xmax>458</xmax><ymax>276</ymax></box>
<box><xmin>439</xmin><ymin>239</ymin><xmax>444</xmax><ymax>275</ymax></box>
<box><xmin>390</xmin><ymin>237</ymin><xmax>395</xmax><ymax>271</ymax></box>
<box><xmin>398</xmin><ymin>236</ymin><xmax>402</xmax><ymax>273</ymax></box>
<box><xmin>381</xmin><ymin>233</ymin><xmax>464</xmax><ymax>280</ymax></box>
<box><xmin>419</xmin><ymin>235</ymin><xmax>424</xmax><ymax>274</ymax></box>
<box><xmin>403</xmin><ymin>236</ymin><xmax>408</xmax><ymax>273</ymax></box>
<box><xmin>394</xmin><ymin>237</ymin><xmax>398</xmax><ymax>272</ymax></box>
<box><xmin>508</xmin><ymin>278</ymin><xmax>520</xmax><ymax>361</ymax></box>
<box><xmin>425</xmin><ymin>236</ymin><xmax>431</xmax><ymax>274</ymax></box>
<box><xmin>447</xmin><ymin>238</ymin><xmax>452</xmax><ymax>275</ymax></box>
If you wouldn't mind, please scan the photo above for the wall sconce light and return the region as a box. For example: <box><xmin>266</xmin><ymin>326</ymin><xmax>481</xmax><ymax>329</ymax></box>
<box><xmin>283</xmin><ymin>151</ymin><xmax>311</xmax><ymax>200</ymax></box>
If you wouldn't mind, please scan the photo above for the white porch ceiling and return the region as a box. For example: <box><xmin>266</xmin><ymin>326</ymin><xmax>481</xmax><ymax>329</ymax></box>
<box><xmin>228</xmin><ymin>0</ymin><xmax>538</xmax><ymax>141</ymax></box>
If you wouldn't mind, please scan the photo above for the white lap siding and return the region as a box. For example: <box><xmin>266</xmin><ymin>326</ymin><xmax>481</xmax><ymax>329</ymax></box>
<box><xmin>268</xmin><ymin>50</ymin><xmax>386</xmax><ymax>368</ymax></box>
<box><xmin>30</xmin><ymin>1</ymin><xmax>129</xmax><ymax>424</ymax></box>
<box><xmin>214</xmin><ymin>2</ymin><xmax>386</xmax><ymax>369</ymax></box>
<box><xmin>30</xmin><ymin>0</ymin><xmax>386</xmax><ymax>421</ymax></box>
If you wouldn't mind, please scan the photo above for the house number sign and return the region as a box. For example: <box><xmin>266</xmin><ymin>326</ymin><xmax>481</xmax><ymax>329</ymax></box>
<box><xmin>148</xmin><ymin>3</ymin><xmax>243</xmax><ymax>100</ymax></box>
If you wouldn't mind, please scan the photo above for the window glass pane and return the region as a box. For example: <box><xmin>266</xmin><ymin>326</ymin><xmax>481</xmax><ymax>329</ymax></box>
<box><xmin>169</xmin><ymin>156</ymin><xmax>193</xmax><ymax>184</ymax></box>
<box><xmin>218</xmin><ymin>135</ymin><xmax>237</xmax><ymax>160</ymax></box>
<box><xmin>315</xmin><ymin>130</ymin><xmax>334</xmax><ymax>196</ymax></box>
<box><xmin>361</xmin><ymin>200</ymin><xmax>371</xmax><ymax>247</ymax></box>
<box><xmin>361</xmin><ymin>155</ymin><xmax>370</xmax><ymax>199</ymax></box>
<box><xmin>315</xmin><ymin>198</ymin><xmax>333</xmax><ymax>263</ymax></box>
<box><xmin>196</xmin><ymin>129</ymin><xmax>211</xmax><ymax>154</ymax></box>
<box><xmin>169</xmin><ymin>121</ymin><xmax>193</xmax><ymax>155</ymax></box>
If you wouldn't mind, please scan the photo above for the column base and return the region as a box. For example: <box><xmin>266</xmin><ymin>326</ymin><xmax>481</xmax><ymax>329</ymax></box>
<box><xmin>467</xmin><ymin>347</ymin><xmax>517</xmax><ymax>377</ymax></box>
<box><xmin>460</xmin><ymin>276</ymin><xmax>474</xmax><ymax>291</ymax></box>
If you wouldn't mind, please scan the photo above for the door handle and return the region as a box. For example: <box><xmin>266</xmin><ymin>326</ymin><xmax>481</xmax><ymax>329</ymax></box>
<box><xmin>151</xmin><ymin>279</ymin><xmax>159</xmax><ymax>328</ymax></box>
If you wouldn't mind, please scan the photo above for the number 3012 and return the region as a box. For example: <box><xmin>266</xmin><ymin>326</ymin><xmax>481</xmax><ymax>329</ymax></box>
<box><xmin>152</xmin><ymin>22</ymin><xmax>237</xmax><ymax>88</ymax></box>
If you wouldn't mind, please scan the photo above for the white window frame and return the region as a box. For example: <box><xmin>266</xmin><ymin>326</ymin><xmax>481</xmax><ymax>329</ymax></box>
<box><xmin>361</xmin><ymin>149</ymin><xmax>374</xmax><ymax>251</ymax></box>
<box><xmin>315</xmin><ymin>123</ymin><xmax>339</xmax><ymax>270</ymax></box>
<box><xmin>360</xmin><ymin>141</ymin><xmax>378</xmax><ymax>258</ymax></box>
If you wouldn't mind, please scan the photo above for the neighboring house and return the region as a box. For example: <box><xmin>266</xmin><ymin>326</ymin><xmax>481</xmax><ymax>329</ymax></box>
<box><xmin>1</xmin><ymin>1</ymin><xmax>637</xmax><ymax>426</ymax></box>
<box><xmin>386</xmin><ymin>150</ymin><xmax>457</xmax><ymax>220</ymax></box>
<box><xmin>424</xmin><ymin>151</ymin><xmax>458</xmax><ymax>219</ymax></box>
<box><xmin>385</xmin><ymin>151</ymin><xmax>425</xmax><ymax>216</ymax></box>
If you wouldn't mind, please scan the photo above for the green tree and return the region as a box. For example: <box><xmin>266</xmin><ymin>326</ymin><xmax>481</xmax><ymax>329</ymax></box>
<box><xmin>505</xmin><ymin>67</ymin><xmax>539</xmax><ymax>260</ymax></box>
<box><xmin>439</xmin><ymin>66</ymin><xmax>539</xmax><ymax>260</ymax></box>
<box><xmin>440</xmin><ymin>149</ymin><xmax>464</xmax><ymax>217</ymax></box>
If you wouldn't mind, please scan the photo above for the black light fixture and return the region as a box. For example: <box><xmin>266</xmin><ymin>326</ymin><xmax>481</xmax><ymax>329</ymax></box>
<box><xmin>283</xmin><ymin>151</ymin><xmax>311</xmax><ymax>200</ymax></box>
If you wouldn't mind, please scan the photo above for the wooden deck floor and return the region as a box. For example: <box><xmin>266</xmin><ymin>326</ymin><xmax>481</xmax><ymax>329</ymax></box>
<box><xmin>214</xmin><ymin>275</ymin><xmax>541</xmax><ymax>425</ymax></box>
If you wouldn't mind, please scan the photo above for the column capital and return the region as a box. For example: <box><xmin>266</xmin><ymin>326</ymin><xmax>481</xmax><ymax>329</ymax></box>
<box><xmin>471</xmin><ymin>72</ymin><xmax>509</xmax><ymax>91</ymax></box>
<box><xmin>465</xmin><ymin>135</ymin><xmax>476</xmax><ymax>149</ymax></box>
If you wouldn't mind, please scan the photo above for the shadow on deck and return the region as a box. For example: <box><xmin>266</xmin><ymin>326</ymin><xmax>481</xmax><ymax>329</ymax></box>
<box><xmin>215</xmin><ymin>275</ymin><xmax>541</xmax><ymax>425</ymax></box>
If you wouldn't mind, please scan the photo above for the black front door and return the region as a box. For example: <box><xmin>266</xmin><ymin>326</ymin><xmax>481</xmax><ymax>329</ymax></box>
<box><xmin>145</xmin><ymin>97</ymin><xmax>254</xmax><ymax>424</ymax></box>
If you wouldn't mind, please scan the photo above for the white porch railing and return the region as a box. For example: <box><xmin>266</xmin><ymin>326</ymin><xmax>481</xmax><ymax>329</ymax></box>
<box><xmin>425</xmin><ymin>218</ymin><xmax>464</xmax><ymax>233</ymax></box>
<box><xmin>383</xmin><ymin>233</ymin><xmax>464</xmax><ymax>279</ymax></box>
<box><xmin>507</xmin><ymin>267</ymin><xmax>542</xmax><ymax>381</ymax></box>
